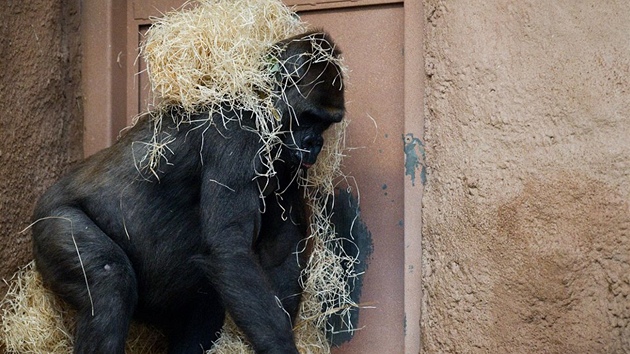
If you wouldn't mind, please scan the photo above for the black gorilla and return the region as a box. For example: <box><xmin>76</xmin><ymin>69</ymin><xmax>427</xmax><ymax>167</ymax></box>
<box><xmin>31</xmin><ymin>32</ymin><xmax>345</xmax><ymax>354</ymax></box>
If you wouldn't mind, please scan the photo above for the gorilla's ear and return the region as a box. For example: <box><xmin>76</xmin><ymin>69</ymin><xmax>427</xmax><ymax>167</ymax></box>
<box><xmin>274</xmin><ymin>31</ymin><xmax>341</xmax><ymax>82</ymax></box>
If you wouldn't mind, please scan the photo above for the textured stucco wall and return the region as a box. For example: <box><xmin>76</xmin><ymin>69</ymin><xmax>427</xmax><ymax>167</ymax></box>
<box><xmin>423</xmin><ymin>1</ymin><xmax>630</xmax><ymax>352</ymax></box>
<box><xmin>0</xmin><ymin>1</ymin><xmax>82</xmax><ymax>299</ymax></box>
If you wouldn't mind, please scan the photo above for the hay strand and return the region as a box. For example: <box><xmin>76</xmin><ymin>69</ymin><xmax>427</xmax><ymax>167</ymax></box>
<box><xmin>1</xmin><ymin>262</ymin><xmax>73</xmax><ymax>354</ymax></box>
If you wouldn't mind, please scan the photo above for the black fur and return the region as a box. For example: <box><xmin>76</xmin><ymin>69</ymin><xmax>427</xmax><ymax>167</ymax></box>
<box><xmin>32</xmin><ymin>32</ymin><xmax>344</xmax><ymax>354</ymax></box>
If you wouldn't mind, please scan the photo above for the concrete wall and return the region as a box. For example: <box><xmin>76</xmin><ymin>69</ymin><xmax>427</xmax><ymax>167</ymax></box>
<box><xmin>0</xmin><ymin>1</ymin><xmax>82</xmax><ymax>299</ymax></box>
<box><xmin>423</xmin><ymin>1</ymin><xmax>630</xmax><ymax>352</ymax></box>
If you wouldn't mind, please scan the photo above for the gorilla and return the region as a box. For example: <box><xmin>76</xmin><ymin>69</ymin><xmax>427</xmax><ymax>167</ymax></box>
<box><xmin>31</xmin><ymin>31</ymin><xmax>345</xmax><ymax>354</ymax></box>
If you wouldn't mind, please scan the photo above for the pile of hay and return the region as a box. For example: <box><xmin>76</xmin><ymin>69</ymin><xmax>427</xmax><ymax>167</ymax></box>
<box><xmin>142</xmin><ymin>0</ymin><xmax>305</xmax><ymax>112</ymax></box>
<box><xmin>1</xmin><ymin>262</ymin><xmax>168</xmax><ymax>353</ymax></box>
<box><xmin>2</xmin><ymin>0</ymin><xmax>359</xmax><ymax>353</ymax></box>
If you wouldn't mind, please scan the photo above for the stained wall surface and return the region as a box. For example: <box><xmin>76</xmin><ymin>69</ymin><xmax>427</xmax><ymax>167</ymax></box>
<box><xmin>0</xmin><ymin>1</ymin><xmax>82</xmax><ymax>299</ymax></box>
<box><xmin>422</xmin><ymin>1</ymin><xmax>630</xmax><ymax>352</ymax></box>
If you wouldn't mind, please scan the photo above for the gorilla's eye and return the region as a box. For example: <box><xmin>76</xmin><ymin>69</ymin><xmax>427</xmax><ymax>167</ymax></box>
<box><xmin>302</xmin><ymin>135</ymin><xmax>323</xmax><ymax>149</ymax></box>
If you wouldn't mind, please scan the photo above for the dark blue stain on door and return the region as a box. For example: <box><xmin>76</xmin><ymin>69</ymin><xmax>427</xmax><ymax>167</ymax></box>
<box><xmin>403</xmin><ymin>133</ymin><xmax>426</xmax><ymax>186</ymax></box>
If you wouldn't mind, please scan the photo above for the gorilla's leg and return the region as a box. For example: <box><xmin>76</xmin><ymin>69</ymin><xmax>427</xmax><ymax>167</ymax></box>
<box><xmin>164</xmin><ymin>291</ymin><xmax>225</xmax><ymax>354</ymax></box>
<box><xmin>264</xmin><ymin>254</ymin><xmax>304</xmax><ymax>323</ymax></box>
<box><xmin>32</xmin><ymin>207</ymin><xmax>138</xmax><ymax>354</ymax></box>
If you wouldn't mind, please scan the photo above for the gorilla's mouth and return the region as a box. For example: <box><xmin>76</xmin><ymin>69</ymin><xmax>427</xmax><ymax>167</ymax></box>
<box><xmin>301</xmin><ymin>162</ymin><xmax>313</xmax><ymax>169</ymax></box>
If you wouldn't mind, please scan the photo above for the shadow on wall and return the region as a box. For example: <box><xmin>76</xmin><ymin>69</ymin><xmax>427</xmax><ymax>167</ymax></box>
<box><xmin>327</xmin><ymin>188</ymin><xmax>373</xmax><ymax>346</ymax></box>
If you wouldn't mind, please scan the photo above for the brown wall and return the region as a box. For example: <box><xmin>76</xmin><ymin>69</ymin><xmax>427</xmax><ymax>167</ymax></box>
<box><xmin>0</xmin><ymin>1</ymin><xmax>82</xmax><ymax>299</ymax></box>
<box><xmin>423</xmin><ymin>1</ymin><xmax>630</xmax><ymax>352</ymax></box>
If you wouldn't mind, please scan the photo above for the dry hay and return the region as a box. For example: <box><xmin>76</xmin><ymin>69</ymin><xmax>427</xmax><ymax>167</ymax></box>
<box><xmin>2</xmin><ymin>0</ymin><xmax>360</xmax><ymax>353</ymax></box>
<box><xmin>1</xmin><ymin>262</ymin><xmax>168</xmax><ymax>353</ymax></box>
<box><xmin>1</xmin><ymin>262</ymin><xmax>73</xmax><ymax>353</ymax></box>
<box><xmin>142</xmin><ymin>0</ymin><xmax>306</xmax><ymax>112</ymax></box>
